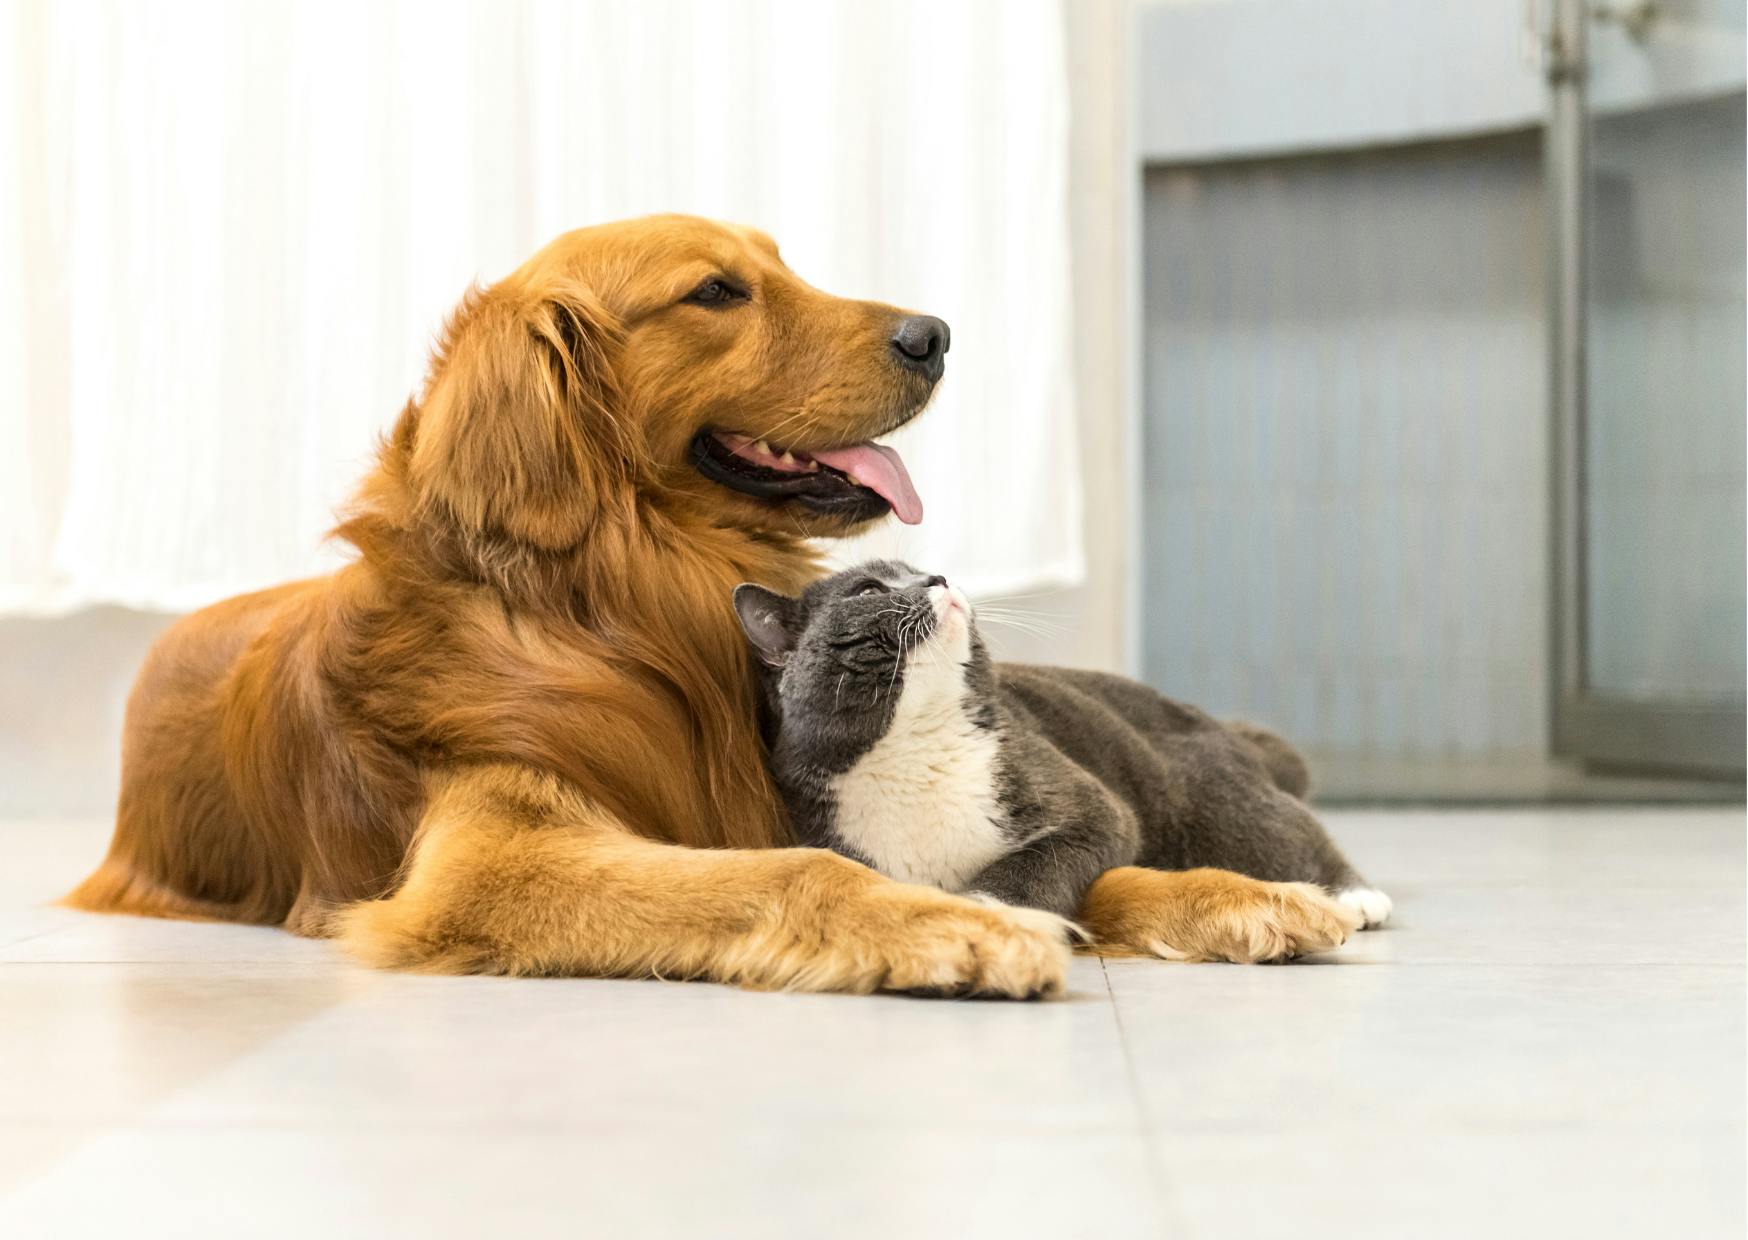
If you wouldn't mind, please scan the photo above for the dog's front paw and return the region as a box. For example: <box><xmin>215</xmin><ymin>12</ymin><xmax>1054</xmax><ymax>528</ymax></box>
<box><xmin>962</xmin><ymin>890</ymin><xmax>1089</xmax><ymax>945</ymax></box>
<box><xmin>1078</xmin><ymin>867</ymin><xmax>1361</xmax><ymax>963</ymax></box>
<box><xmin>879</xmin><ymin>893</ymin><xmax>1072</xmax><ymax>997</ymax></box>
<box><xmin>784</xmin><ymin>884</ymin><xmax>1071</xmax><ymax>999</ymax></box>
<box><xmin>1207</xmin><ymin>879</ymin><xmax>1361</xmax><ymax>962</ymax></box>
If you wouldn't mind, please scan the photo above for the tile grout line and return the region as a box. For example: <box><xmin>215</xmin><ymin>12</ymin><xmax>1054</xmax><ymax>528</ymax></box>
<box><xmin>0</xmin><ymin>926</ymin><xmax>91</xmax><ymax>957</ymax></box>
<box><xmin>1100</xmin><ymin>955</ymin><xmax>1189</xmax><ymax>1239</ymax></box>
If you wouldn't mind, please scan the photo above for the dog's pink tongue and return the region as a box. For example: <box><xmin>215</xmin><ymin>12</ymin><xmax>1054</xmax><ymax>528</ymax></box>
<box><xmin>810</xmin><ymin>442</ymin><xmax>924</xmax><ymax>525</ymax></box>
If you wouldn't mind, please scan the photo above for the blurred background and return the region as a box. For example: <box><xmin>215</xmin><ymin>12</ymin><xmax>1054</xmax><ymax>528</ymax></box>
<box><xmin>1</xmin><ymin>0</ymin><xmax>1742</xmax><ymax>813</ymax></box>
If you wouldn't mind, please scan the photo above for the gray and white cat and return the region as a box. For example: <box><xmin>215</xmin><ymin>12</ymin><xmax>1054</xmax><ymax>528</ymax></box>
<box><xmin>734</xmin><ymin>560</ymin><xmax>1392</xmax><ymax>929</ymax></box>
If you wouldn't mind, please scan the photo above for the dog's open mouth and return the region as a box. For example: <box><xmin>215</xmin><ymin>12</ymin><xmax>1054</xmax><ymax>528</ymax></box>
<box><xmin>690</xmin><ymin>431</ymin><xmax>924</xmax><ymax>525</ymax></box>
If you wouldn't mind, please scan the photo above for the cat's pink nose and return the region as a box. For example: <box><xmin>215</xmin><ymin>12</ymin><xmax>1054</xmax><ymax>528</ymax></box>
<box><xmin>931</xmin><ymin>583</ymin><xmax>968</xmax><ymax>619</ymax></box>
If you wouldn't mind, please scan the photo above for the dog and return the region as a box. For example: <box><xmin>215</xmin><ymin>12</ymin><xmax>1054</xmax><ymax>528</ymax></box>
<box><xmin>65</xmin><ymin>215</ymin><xmax>1356</xmax><ymax>995</ymax></box>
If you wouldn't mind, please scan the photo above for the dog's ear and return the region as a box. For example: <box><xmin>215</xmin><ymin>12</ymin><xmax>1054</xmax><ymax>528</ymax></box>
<box><xmin>410</xmin><ymin>277</ymin><xmax>631</xmax><ymax>547</ymax></box>
<box><xmin>733</xmin><ymin>584</ymin><xmax>799</xmax><ymax>667</ymax></box>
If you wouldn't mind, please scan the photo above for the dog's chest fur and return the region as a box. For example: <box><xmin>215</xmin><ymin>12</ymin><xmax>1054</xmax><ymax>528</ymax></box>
<box><xmin>827</xmin><ymin>655</ymin><xmax>1009</xmax><ymax>892</ymax></box>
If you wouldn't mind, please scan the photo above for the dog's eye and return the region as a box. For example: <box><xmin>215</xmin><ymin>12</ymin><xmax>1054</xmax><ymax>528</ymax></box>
<box><xmin>856</xmin><ymin>581</ymin><xmax>887</xmax><ymax>597</ymax></box>
<box><xmin>684</xmin><ymin>278</ymin><xmax>746</xmax><ymax>307</ymax></box>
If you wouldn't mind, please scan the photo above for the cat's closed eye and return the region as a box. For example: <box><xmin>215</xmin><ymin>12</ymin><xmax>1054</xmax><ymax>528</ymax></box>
<box><xmin>854</xmin><ymin>581</ymin><xmax>887</xmax><ymax>596</ymax></box>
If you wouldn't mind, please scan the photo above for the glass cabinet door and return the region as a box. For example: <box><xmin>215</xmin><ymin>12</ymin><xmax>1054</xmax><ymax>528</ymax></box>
<box><xmin>1547</xmin><ymin>0</ymin><xmax>1746</xmax><ymax>775</ymax></box>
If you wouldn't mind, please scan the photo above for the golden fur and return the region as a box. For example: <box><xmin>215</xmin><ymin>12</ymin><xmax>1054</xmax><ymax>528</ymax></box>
<box><xmin>66</xmin><ymin>215</ymin><xmax>1352</xmax><ymax>994</ymax></box>
<box><xmin>1078</xmin><ymin>868</ymin><xmax>1358</xmax><ymax>963</ymax></box>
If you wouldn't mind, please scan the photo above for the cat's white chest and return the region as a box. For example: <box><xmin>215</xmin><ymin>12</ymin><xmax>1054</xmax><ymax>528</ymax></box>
<box><xmin>828</xmin><ymin>651</ymin><xmax>1009</xmax><ymax>892</ymax></box>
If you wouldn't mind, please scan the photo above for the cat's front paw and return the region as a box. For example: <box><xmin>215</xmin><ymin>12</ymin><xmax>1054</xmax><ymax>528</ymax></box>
<box><xmin>1335</xmin><ymin>885</ymin><xmax>1394</xmax><ymax>929</ymax></box>
<box><xmin>1078</xmin><ymin>867</ymin><xmax>1361</xmax><ymax>963</ymax></box>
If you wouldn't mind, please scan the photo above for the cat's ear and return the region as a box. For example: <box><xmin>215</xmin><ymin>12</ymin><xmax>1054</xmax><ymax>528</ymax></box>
<box><xmin>733</xmin><ymin>584</ymin><xmax>799</xmax><ymax>667</ymax></box>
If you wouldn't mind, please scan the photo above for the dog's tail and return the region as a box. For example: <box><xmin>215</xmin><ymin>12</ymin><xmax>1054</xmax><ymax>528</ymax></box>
<box><xmin>1226</xmin><ymin>721</ymin><xmax>1312</xmax><ymax>800</ymax></box>
<box><xmin>61</xmin><ymin>854</ymin><xmax>249</xmax><ymax>923</ymax></box>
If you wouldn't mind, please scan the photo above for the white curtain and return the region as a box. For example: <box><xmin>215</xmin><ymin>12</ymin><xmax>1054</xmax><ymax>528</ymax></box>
<box><xmin>0</xmin><ymin>0</ymin><xmax>1081</xmax><ymax>615</ymax></box>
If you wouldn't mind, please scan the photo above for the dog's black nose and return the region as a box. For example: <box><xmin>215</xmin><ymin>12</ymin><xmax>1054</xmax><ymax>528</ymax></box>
<box><xmin>890</xmin><ymin>315</ymin><xmax>950</xmax><ymax>380</ymax></box>
<box><xmin>924</xmin><ymin>574</ymin><xmax>947</xmax><ymax>589</ymax></box>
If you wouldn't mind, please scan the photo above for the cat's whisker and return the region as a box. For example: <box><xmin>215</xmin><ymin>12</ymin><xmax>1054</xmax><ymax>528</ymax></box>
<box><xmin>973</xmin><ymin>615</ymin><xmax>1067</xmax><ymax>641</ymax></box>
<box><xmin>971</xmin><ymin>601</ymin><xmax>1062</xmax><ymax>614</ymax></box>
<box><xmin>972</xmin><ymin>605</ymin><xmax>1068</xmax><ymax>628</ymax></box>
<box><xmin>971</xmin><ymin>622</ymin><xmax>1062</xmax><ymax>643</ymax></box>
<box><xmin>973</xmin><ymin>607</ymin><xmax>1064</xmax><ymax>623</ymax></box>
<box><xmin>967</xmin><ymin>589</ymin><xmax>1059</xmax><ymax>608</ymax></box>
<box><xmin>976</xmin><ymin>621</ymin><xmax>1062</xmax><ymax>639</ymax></box>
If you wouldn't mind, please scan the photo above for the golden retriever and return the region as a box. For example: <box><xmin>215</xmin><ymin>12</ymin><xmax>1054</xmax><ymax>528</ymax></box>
<box><xmin>66</xmin><ymin>215</ymin><xmax>1354</xmax><ymax>994</ymax></box>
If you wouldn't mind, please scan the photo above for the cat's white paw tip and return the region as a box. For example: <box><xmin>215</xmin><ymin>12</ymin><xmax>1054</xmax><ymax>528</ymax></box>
<box><xmin>1336</xmin><ymin>886</ymin><xmax>1393</xmax><ymax>929</ymax></box>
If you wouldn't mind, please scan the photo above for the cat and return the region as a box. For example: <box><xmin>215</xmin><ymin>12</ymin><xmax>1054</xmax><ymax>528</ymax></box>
<box><xmin>733</xmin><ymin>560</ymin><xmax>1392</xmax><ymax>937</ymax></box>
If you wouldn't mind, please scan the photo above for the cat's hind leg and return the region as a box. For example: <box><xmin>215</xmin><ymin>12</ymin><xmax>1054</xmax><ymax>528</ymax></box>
<box><xmin>1145</xmin><ymin>734</ymin><xmax>1393</xmax><ymax>929</ymax></box>
<box><xmin>1225</xmin><ymin>720</ymin><xmax>1311</xmax><ymax>799</ymax></box>
<box><xmin>1256</xmin><ymin>812</ymin><xmax>1393</xmax><ymax>930</ymax></box>
<box><xmin>1245</xmin><ymin>798</ymin><xmax>1393</xmax><ymax>930</ymax></box>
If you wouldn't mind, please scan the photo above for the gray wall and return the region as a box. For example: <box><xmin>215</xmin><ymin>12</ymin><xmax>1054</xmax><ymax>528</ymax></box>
<box><xmin>1140</xmin><ymin>134</ymin><xmax>1550</xmax><ymax>764</ymax></box>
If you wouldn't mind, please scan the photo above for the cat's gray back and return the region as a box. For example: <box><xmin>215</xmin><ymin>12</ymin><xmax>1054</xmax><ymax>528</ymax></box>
<box><xmin>994</xmin><ymin>666</ymin><xmax>1221</xmax><ymax>828</ymax></box>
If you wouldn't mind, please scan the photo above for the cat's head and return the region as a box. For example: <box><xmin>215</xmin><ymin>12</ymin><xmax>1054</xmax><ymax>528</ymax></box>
<box><xmin>732</xmin><ymin>560</ymin><xmax>991</xmax><ymax>756</ymax></box>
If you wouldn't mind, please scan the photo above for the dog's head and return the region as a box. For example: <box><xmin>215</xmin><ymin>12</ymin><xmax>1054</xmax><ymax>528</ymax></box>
<box><xmin>407</xmin><ymin>215</ymin><xmax>946</xmax><ymax>548</ymax></box>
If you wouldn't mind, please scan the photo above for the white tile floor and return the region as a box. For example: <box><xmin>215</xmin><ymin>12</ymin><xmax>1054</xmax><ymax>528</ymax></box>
<box><xmin>2</xmin><ymin>809</ymin><xmax>1742</xmax><ymax>1240</ymax></box>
